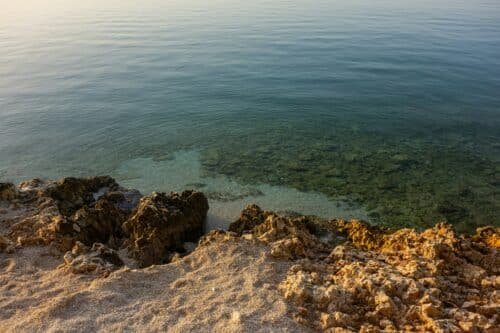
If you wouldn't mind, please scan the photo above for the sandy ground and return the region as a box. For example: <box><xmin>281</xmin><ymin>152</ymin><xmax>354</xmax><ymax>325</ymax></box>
<box><xmin>1</xmin><ymin>178</ymin><xmax>498</xmax><ymax>332</ymax></box>
<box><xmin>0</xmin><ymin>239</ymin><xmax>307</xmax><ymax>333</ymax></box>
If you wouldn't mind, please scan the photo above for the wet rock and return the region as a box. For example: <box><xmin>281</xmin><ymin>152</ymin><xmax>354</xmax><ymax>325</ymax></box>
<box><xmin>205</xmin><ymin>188</ymin><xmax>264</xmax><ymax>202</ymax></box>
<box><xmin>62</xmin><ymin>241</ymin><xmax>123</xmax><ymax>275</ymax></box>
<box><xmin>122</xmin><ymin>191</ymin><xmax>208</xmax><ymax>267</ymax></box>
<box><xmin>185</xmin><ymin>183</ymin><xmax>207</xmax><ymax>189</ymax></box>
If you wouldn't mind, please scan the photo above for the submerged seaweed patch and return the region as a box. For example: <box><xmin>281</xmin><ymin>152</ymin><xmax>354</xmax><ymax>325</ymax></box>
<box><xmin>198</xmin><ymin>124</ymin><xmax>499</xmax><ymax>233</ymax></box>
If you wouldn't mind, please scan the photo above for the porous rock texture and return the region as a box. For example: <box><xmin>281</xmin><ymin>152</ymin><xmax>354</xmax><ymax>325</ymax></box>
<box><xmin>122</xmin><ymin>191</ymin><xmax>209</xmax><ymax>267</ymax></box>
<box><xmin>244</xmin><ymin>215</ymin><xmax>500</xmax><ymax>332</ymax></box>
<box><xmin>0</xmin><ymin>178</ymin><xmax>499</xmax><ymax>332</ymax></box>
<box><xmin>0</xmin><ymin>176</ymin><xmax>208</xmax><ymax>270</ymax></box>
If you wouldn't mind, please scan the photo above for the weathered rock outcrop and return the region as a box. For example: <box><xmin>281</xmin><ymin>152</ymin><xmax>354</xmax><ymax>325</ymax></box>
<box><xmin>1</xmin><ymin>177</ymin><xmax>209</xmax><ymax>269</ymax></box>
<box><xmin>43</xmin><ymin>176</ymin><xmax>119</xmax><ymax>216</ymax></box>
<box><xmin>232</xmin><ymin>206</ymin><xmax>499</xmax><ymax>332</ymax></box>
<box><xmin>122</xmin><ymin>191</ymin><xmax>209</xmax><ymax>267</ymax></box>
<box><xmin>70</xmin><ymin>198</ymin><xmax>126</xmax><ymax>246</ymax></box>
<box><xmin>3</xmin><ymin>177</ymin><xmax>139</xmax><ymax>251</ymax></box>
<box><xmin>1</xmin><ymin>179</ymin><xmax>498</xmax><ymax>332</ymax></box>
<box><xmin>228</xmin><ymin>204</ymin><xmax>269</xmax><ymax>235</ymax></box>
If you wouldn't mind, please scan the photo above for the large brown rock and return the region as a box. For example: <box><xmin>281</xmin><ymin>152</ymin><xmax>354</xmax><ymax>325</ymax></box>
<box><xmin>122</xmin><ymin>191</ymin><xmax>209</xmax><ymax>267</ymax></box>
<box><xmin>44</xmin><ymin>176</ymin><xmax>119</xmax><ymax>216</ymax></box>
<box><xmin>6</xmin><ymin>177</ymin><xmax>141</xmax><ymax>251</ymax></box>
<box><xmin>71</xmin><ymin>198</ymin><xmax>126</xmax><ymax>246</ymax></box>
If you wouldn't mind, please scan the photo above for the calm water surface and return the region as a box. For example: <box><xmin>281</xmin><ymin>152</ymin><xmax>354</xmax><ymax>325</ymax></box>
<box><xmin>1</xmin><ymin>0</ymin><xmax>499</xmax><ymax>230</ymax></box>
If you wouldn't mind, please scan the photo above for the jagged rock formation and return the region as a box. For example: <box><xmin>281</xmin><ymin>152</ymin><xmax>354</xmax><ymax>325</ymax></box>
<box><xmin>227</xmin><ymin>208</ymin><xmax>500</xmax><ymax>332</ymax></box>
<box><xmin>228</xmin><ymin>204</ymin><xmax>269</xmax><ymax>235</ymax></box>
<box><xmin>0</xmin><ymin>176</ymin><xmax>208</xmax><ymax>269</ymax></box>
<box><xmin>122</xmin><ymin>191</ymin><xmax>209</xmax><ymax>267</ymax></box>
<box><xmin>43</xmin><ymin>176</ymin><xmax>120</xmax><ymax>215</ymax></box>
<box><xmin>0</xmin><ymin>178</ymin><xmax>498</xmax><ymax>332</ymax></box>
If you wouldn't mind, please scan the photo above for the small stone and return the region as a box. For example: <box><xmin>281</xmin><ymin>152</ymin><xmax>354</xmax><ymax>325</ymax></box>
<box><xmin>421</xmin><ymin>303</ymin><xmax>441</xmax><ymax>319</ymax></box>
<box><xmin>461</xmin><ymin>301</ymin><xmax>476</xmax><ymax>310</ymax></box>
<box><xmin>72</xmin><ymin>223</ymin><xmax>81</xmax><ymax>232</ymax></box>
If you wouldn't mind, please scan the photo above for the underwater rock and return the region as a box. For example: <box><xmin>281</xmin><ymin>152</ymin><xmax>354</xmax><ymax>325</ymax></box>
<box><xmin>122</xmin><ymin>191</ymin><xmax>208</xmax><ymax>267</ymax></box>
<box><xmin>185</xmin><ymin>182</ymin><xmax>207</xmax><ymax>189</ymax></box>
<box><xmin>436</xmin><ymin>200</ymin><xmax>468</xmax><ymax>223</ymax></box>
<box><xmin>205</xmin><ymin>187</ymin><xmax>264</xmax><ymax>202</ymax></box>
<box><xmin>199</xmin><ymin>129</ymin><xmax>500</xmax><ymax>233</ymax></box>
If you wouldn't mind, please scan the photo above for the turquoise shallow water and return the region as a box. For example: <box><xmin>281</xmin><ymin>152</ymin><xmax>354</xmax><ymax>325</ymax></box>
<box><xmin>1</xmin><ymin>0</ymin><xmax>499</xmax><ymax>230</ymax></box>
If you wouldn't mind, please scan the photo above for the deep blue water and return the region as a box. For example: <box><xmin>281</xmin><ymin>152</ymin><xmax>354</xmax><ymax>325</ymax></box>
<box><xmin>1</xmin><ymin>0</ymin><xmax>499</xmax><ymax>228</ymax></box>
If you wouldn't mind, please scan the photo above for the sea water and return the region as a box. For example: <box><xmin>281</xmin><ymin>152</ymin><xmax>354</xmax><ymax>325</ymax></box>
<box><xmin>1</xmin><ymin>0</ymin><xmax>499</xmax><ymax>230</ymax></box>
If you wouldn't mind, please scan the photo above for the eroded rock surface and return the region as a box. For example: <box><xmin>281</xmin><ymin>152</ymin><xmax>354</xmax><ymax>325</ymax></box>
<box><xmin>0</xmin><ymin>177</ymin><xmax>208</xmax><ymax>269</ymax></box>
<box><xmin>43</xmin><ymin>176</ymin><xmax>120</xmax><ymax>216</ymax></box>
<box><xmin>236</xmin><ymin>208</ymin><xmax>499</xmax><ymax>332</ymax></box>
<box><xmin>123</xmin><ymin>191</ymin><xmax>209</xmax><ymax>267</ymax></box>
<box><xmin>3</xmin><ymin>177</ymin><xmax>138</xmax><ymax>251</ymax></box>
<box><xmin>1</xmin><ymin>178</ymin><xmax>498</xmax><ymax>332</ymax></box>
<box><xmin>228</xmin><ymin>204</ymin><xmax>269</xmax><ymax>235</ymax></box>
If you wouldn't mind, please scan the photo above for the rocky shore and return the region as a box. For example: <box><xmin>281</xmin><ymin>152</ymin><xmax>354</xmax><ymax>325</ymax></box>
<box><xmin>0</xmin><ymin>177</ymin><xmax>498</xmax><ymax>332</ymax></box>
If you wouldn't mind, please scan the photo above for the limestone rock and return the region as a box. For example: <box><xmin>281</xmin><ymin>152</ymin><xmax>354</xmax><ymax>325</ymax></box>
<box><xmin>228</xmin><ymin>204</ymin><xmax>268</xmax><ymax>235</ymax></box>
<box><xmin>122</xmin><ymin>191</ymin><xmax>208</xmax><ymax>267</ymax></box>
<box><xmin>233</xmin><ymin>207</ymin><xmax>500</xmax><ymax>332</ymax></box>
<box><xmin>44</xmin><ymin>176</ymin><xmax>119</xmax><ymax>216</ymax></box>
<box><xmin>71</xmin><ymin>198</ymin><xmax>126</xmax><ymax>245</ymax></box>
